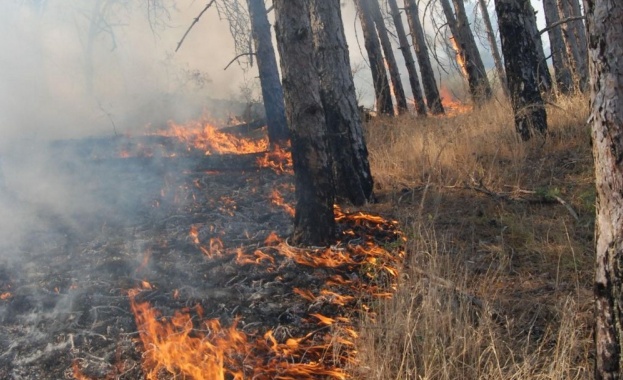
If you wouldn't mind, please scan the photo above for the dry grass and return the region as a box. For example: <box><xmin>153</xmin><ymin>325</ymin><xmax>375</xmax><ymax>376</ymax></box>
<box><xmin>352</xmin><ymin>93</ymin><xmax>594</xmax><ymax>379</ymax></box>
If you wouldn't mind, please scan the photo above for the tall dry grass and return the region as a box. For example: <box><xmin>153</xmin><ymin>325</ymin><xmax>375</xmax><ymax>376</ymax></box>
<box><xmin>353</xmin><ymin>93</ymin><xmax>594</xmax><ymax>379</ymax></box>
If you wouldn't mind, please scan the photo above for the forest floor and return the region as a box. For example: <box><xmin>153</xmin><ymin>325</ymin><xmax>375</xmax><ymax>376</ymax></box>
<box><xmin>353</xmin><ymin>92</ymin><xmax>594</xmax><ymax>379</ymax></box>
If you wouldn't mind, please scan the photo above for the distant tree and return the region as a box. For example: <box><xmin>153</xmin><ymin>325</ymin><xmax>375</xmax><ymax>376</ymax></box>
<box><xmin>557</xmin><ymin>0</ymin><xmax>588</xmax><ymax>91</ymax></box>
<box><xmin>246</xmin><ymin>0</ymin><xmax>289</xmax><ymax>144</ymax></box>
<box><xmin>494</xmin><ymin>0</ymin><xmax>547</xmax><ymax>140</ymax></box>
<box><xmin>585</xmin><ymin>0</ymin><xmax>623</xmax><ymax>377</ymax></box>
<box><xmin>403</xmin><ymin>0</ymin><xmax>444</xmax><ymax>114</ymax></box>
<box><xmin>542</xmin><ymin>0</ymin><xmax>573</xmax><ymax>93</ymax></box>
<box><xmin>439</xmin><ymin>0</ymin><xmax>492</xmax><ymax>104</ymax></box>
<box><xmin>309</xmin><ymin>0</ymin><xmax>375</xmax><ymax>205</ymax></box>
<box><xmin>368</xmin><ymin>0</ymin><xmax>409</xmax><ymax>114</ymax></box>
<box><xmin>274</xmin><ymin>0</ymin><xmax>336</xmax><ymax>246</ymax></box>
<box><xmin>476</xmin><ymin>0</ymin><xmax>508</xmax><ymax>97</ymax></box>
<box><xmin>354</xmin><ymin>0</ymin><xmax>394</xmax><ymax>115</ymax></box>
<box><xmin>387</xmin><ymin>0</ymin><xmax>427</xmax><ymax>115</ymax></box>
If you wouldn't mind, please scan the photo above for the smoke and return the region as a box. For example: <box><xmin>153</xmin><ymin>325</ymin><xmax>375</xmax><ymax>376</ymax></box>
<box><xmin>0</xmin><ymin>1</ymin><xmax>251</xmax><ymax>259</ymax></box>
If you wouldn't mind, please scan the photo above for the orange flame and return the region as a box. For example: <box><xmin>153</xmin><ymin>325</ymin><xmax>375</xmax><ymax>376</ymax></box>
<box><xmin>449</xmin><ymin>36</ymin><xmax>468</xmax><ymax>77</ymax></box>
<box><xmin>269</xmin><ymin>189</ymin><xmax>295</xmax><ymax>217</ymax></box>
<box><xmin>129</xmin><ymin>288</ymin><xmax>350</xmax><ymax>379</ymax></box>
<box><xmin>1</xmin><ymin>292</ymin><xmax>12</xmax><ymax>300</ymax></box>
<box><xmin>160</xmin><ymin>120</ymin><xmax>268</xmax><ymax>155</ymax></box>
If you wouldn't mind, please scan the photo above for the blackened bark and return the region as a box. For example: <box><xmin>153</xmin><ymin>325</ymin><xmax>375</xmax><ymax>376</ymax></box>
<box><xmin>368</xmin><ymin>0</ymin><xmax>409</xmax><ymax>114</ymax></box>
<box><xmin>585</xmin><ymin>0</ymin><xmax>623</xmax><ymax>377</ymax></box>
<box><xmin>441</xmin><ymin>0</ymin><xmax>492</xmax><ymax>104</ymax></box>
<box><xmin>388</xmin><ymin>0</ymin><xmax>427</xmax><ymax>115</ymax></box>
<box><xmin>354</xmin><ymin>0</ymin><xmax>394</xmax><ymax>115</ymax></box>
<box><xmin>403</xmin><ymin>0</ymin><xmax>444</xmax><ymax>114</ymax></box>
<box><xmin>543</xmin><ymin>0</ymin><xmax>573</xmax><ymax>93</ymax></box>
<box><xmin>523</xmin><ymin>1</ymin><xmax>553</xmax><ymax>92</ymax></box>
<box><xmin>309</xmin><ymin>0</ymin><xmax>375</xmax><ymax>205</ymax></box>
<box><xmin>495</xmin><ymin>0</ymin><xmax>547</xmax><ymax>140</ymax></box>
<box><xmin>247</xmin><ymin>0</ymin><xmax>289</xmax><ymax>144</ymax></box>
<box><xmin>477</xmin><ymin>0</ymin><xmax>509</xmax><ymax>97</ymax></box>
<box><xmin>274</xmin><ymin>0</ymin><xmax>337</xmax><ymax>246</ymax></box>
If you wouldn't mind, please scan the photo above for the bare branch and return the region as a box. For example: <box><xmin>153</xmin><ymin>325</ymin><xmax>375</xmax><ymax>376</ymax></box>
<box><xmin>538</xmin><ymin>15</ymin><xmax>586</xmax><ymax>36</ymax></box>
<box><xmin>175</xmin><ymin>0</ymin><xmax>217</xmax><ymax>53</ymax></box>
<box><xmin>224</xmin><ymin>52</ymin><xmax>256</xmax><ymax>70</ymax></box>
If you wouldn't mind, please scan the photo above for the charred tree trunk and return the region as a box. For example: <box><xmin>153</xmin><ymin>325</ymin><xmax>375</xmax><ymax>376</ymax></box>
<box><xmin>274</xmin><ymin>0</ymin><xmax>336</xmax><ymax>246</ymax></box>
<box><xmin>247</xmin><ymin>0</ymin><xmax>289</xmax><ymax>144</ymax></box>
<box><xmin>309</xmin><ymin>0</ymin><xmax>375</xmax><ymax>205</ymax></box>
<box><xmin>494</xmin><ymin>0</ymin><xmax>547</xmax><ymax>140</ymax></box>
<box><xmin>440</xmin><ymin>0</ymin><xmax>492</xmax><ymax>104</ymax></box>
<box><xmin>477</xmin><ymin>0</ymin><xmax>509</xmax><ymax>97</ymax></box>
<box><xmin>388</xmin><ymin>0</ymin><xmax>427</xmax><ymax>115</ymax></box>
<box><xmin>542</xmin><ymin>0</ymin><xmax>573</xmax><ymax>93</ymax></box>
<box><xmin>557</xmin><ymin>0</ymin><xmax>588</xmax><ymax>91</ymax></box>
<box><xmin>403</xmin><ymin>0</ymin><xmax>444</xmax><ymax>114</ymax></box>
<box><xmin>354</xmin><ymin>0</ymin><xmax>394</xmax><ymax>115</ymax></box>
<box><xmin>368</xmin><ymin>0</ymin><xmax>409</xmax><ymax>114</ymax></box>
<box><xmin>524</xmin><ymin>1</ymin><xmax>553</xmax><ymax>92</ymax></box>
<box><xmin>585</xmin><ymin>0</ymin><xmax>623</xmax><ymax>377</ymax></box>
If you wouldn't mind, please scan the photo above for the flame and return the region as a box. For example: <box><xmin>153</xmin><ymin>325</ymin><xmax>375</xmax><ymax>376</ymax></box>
<box><xmin>269</xmin><ymin>188</ymin><xmax>295</xmax><ymax>217</ymax></box>
<box><xmin>160</xmin><ymin>120</ymin><xmax>269</xmax><ymax>155</ymax></box>
<box><xmin>1</xmin><ymin>292</ymin><xmax>12</xmax><ymax>300</ymax></box>
<box><xmin>256</xmin><ymin>144</ymin><xmax>293</xmax><ymax>174</ymax></box>
<box><xmin>449</xmin><ymin>36</ymin><xmax>468</xmax><ymax>77</ymax></box>
<box><xmin>129</xmin><ymin>289</ymin><xmax>350</xmax><ymax>379</ymax></box>
<box><xmin>438</xmin><ymin>86</ymin><xmax>471</xmax><ymax>115</ymax></box>
<box><xmin>72</xmin><ymin>362</ymin><xmax>95</xmax><ymax>380</ymax></box>
<box><xmin>189</xmin><ymin>225</ymin><xmax>200</xmax><ymax>244</ymax></box>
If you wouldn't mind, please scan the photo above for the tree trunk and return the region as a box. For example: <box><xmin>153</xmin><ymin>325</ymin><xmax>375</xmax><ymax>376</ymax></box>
<box><xmin>273</xmin><ymin>0</ymin><xmax>336</xmax><ymax>246</ymax></box>
<box><xmin>567</xmin><ymin>0</ymin><xmax>589</xmax><ymax>90</ymax></box>
<box><xmin>403</xmin><ymin>0</ymin><xmax>444</xmax><ymax>114</ymax></box>
<box><xmin>494</xmin><ymin>0</ymin><xmax>547</xmax><ymax>140</ymax></box>
<box><xmin>477</xmin><ymin>0</ymin><xmax>509</xmax><ymax>97</ymax></box>
<box><xmin>368</xmin><ymin>0</ymin><xmax>409</xmax><ymax>114</ymax></box>
<box><xmin>440</xmin><ymin>0</ymin><xmax>492</xmax><ymax>104</ymax></box>
<box><xmin>542</xmin><ymin>0</ymin><xmax>573</xmax><ymax>93</ymax></box>
<box><xmin>557</xmin><ymin>0</ymin><xmax>588</xmax><ymax>91</ymax></box>
<box><xmin>354</xmin><ymin>0</ymin><xmax>394</xmax><ymax>115</ymax></box>
<box><xmin>247</xmin><ymin>0</ymin><xmax>289</xmax><ymax>145</ymax></box>
<box><xmin>309</xmin><ymin>0</ymin><xmax>375</xmax><ymax>206</ymax></box>
<box><xmin>387</xmin><ymin>0</ymin><xmax>427</xmax><ymax>115</ymax></box>
<box><xmin>524</xmin><ymin>0</ymin><xmax>554</xmax><ymax>92</ymax></box>
<box><xmin>585</xmin><ymin>0</ymin><xmax>623</xmax><ymax>377</ymax></box>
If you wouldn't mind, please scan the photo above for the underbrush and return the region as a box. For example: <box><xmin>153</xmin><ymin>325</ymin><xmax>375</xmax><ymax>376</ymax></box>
<box><xmin>353</xmin><ymin>93</ymin><xmax>594</xmax><ymax>379</ymax></box>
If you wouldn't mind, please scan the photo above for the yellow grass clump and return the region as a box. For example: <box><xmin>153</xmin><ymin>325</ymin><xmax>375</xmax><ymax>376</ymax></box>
<box><xmin>352</xmin><ymin>93</ymin><xmax>594</xmax><ymax>380</ymax></box>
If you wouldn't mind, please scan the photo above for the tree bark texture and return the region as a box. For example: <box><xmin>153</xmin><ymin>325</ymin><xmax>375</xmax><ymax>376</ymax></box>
<box><xmin>273</xmin><ymin>0</ymin><xmax>337</xmax><ymax>246</ymax></box>
<box><xmin>495</xmin><ymin>0</ymin><xmax>547</xmax><ymax>140</ymax></box>
<box><xmin>368</xmin><ymin>0</ymin><xmax>409</xmax><ymax>114</ymax></box>
<box><xmin>558</xmin><ymin>0</ymin><xmax>588</xmax><ymax>90</ymax></box>
<box><xmin>542</xmin><ymin>0</ymin><xmax>573</xmax><ymax>93</ymax></box>
<box><xmin>247</xmin><ymin>0</ymin><xmax>289</xmax><ymax>144</ymax></box>
<box><xmin>387</xmin><ymin>0</ymin><xmax>427</xmax><ymax>115</ymax></box>
<box><xmin>477</xmin><ymin>0</ymin><xmax>509</xmax><ymax>97</ymax></box>
<box><xmin>440</xmin><ymin>0</ymin><xmax>492</xmax><ymax>104</ymax></box>
<box><xmin>354</xmin><ymin>0</ymin><xmax>394</xmax><ymax>115</ymax></box>
<box><xmin>523</xmin><ymin>0</ymin><xmax>553</xmax><ymax>92</ymax></box>
<box><xmin>585</xmin><ymin>0</ymin><xmax>623</xmax><ymax>377</ymax></box>
<box><xmin>403</xmin><ymin>0</ymin><xmax>444</xmax><ymax>114</ymax></box>
<box><xmin>309</xmin><ymin>0</ymin><xmax>375</xmax><ymax>206</ymax></box>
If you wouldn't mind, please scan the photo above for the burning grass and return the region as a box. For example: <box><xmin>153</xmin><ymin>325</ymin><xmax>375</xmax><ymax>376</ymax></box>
<box><xmin>127</xmin><ymin>208</ymin><xmax>404</xmax><ymax>380</ymax></box>
<box><xmin>353</xmin><ymin>92</ymin><xmax>594</xmax><ymax>379</ymax></box>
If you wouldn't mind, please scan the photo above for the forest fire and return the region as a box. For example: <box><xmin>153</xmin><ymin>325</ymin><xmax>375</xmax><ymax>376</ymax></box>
<box><xmin>439</xmin><ymin>86</ymin><xmax>472</xmax><ymax>115</ymax></box>
<box><xmin>124</xmin><ymin>202</ymin><xmax>404</xmax><ymax>379</ymax></box>
<box><xmin>158</xmin><ymin>119</ymin><xmax>269</xmax><ymax>155</ymax></box>
<box><xmin>449</xmin><ymin>36</ymin><xmax>468</xmax><ymax>78</ymax></box>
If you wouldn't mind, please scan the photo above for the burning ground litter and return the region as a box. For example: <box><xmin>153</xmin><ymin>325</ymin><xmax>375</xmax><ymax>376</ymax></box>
<box><xmin>0</xmin><ymin>119</ymin><xmax>403</xmax><ymax>379</ymax></box>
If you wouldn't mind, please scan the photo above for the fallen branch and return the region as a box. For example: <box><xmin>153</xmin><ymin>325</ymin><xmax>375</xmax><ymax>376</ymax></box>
<box><xmin>462</xmin><ymin>179</ymin><xmax>580</xmax><ymax>221</ymax></box>
<box><xmin>175</xmin><ymin>0</ymin><xmax>217</xmax><ymax>53</ymax></box>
